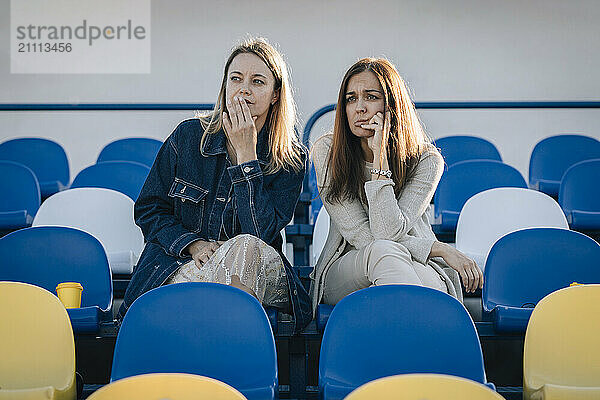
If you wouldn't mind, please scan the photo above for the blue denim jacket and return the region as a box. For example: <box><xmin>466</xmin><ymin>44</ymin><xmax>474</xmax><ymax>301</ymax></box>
<box><xmin>118</xmin><ymin>118</ymin><xmax>312</xmax><ymax>332</ymax></box>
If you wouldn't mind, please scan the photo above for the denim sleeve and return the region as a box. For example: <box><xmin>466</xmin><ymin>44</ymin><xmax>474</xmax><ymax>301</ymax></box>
<box><xmin>227</xmin><ymin>151</ymin><xmax>306</xmax><ymax>245</ymax></box>
<box><xmin>134</xmin><ymin>133</ymin><xmax>202</xmax><ymax>258</ymax></box>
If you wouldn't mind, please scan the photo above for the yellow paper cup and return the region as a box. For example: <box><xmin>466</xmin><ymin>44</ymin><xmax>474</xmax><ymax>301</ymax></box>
<box><xmin>56</xmin><ymin>282</ymin><xmax>83</xmax><ymax>309</ymax></box>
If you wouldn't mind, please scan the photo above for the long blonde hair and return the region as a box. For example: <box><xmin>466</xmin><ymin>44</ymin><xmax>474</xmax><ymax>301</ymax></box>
<box><xmin>325</xmin><ymin>58</ymin><xmax>430</xmax><ymax>203</ymax></box>
<box><xmin>199</xmin><ymin>37</ymin><xmax>303</xmax><ymax>173</ymax></box>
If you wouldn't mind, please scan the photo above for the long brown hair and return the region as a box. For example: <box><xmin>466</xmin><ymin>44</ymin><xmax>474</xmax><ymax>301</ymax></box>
<box><xmin>199</xmin><ymin>37</ymin><xmax>304</xmax><ymax>173</ymax></box>
<box><xmin>323</xmin><ymin>58</ymin><xmax>430</xmax><ymax>203</ymax></box>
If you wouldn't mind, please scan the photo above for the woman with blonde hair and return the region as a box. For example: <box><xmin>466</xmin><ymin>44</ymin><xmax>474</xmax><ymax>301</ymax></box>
<box><xmin>119</xmin><ymin>38</ymin><xmax>311</xmax><ymax>332</ymax></box>
<box><xmin>311</xmin><ymin>58</ymin><xmax>482</xmax><ymax>311</ymax></box>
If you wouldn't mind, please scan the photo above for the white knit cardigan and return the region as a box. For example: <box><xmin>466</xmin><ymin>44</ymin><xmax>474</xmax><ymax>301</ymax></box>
<box><xmin>309</xmin><ymin>134</ymin><xmax>462</xmax><ymax>316</ymax></box>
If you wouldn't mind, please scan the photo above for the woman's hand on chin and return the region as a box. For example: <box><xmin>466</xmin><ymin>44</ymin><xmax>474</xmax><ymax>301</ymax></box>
<box><xmin>363</xmin><ymin>110</ymin><xmax>390</xmax><ymax>159</ymax></box>
<box><xmin>363</xmin><ymin>110</ymin><xmax>391</xmax><ymax>178</ymax></box>
<box><xmin>223</xmin><ymin>96</ymin><xmax>258</xmax><ymax>164</ymax></box>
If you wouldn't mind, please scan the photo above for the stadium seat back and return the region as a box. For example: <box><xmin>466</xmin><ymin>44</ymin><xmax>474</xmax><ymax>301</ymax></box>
<box><xmin>308</xmin><ymin>163</ymin><xmax>323</xmax><ymax>223</ymax></box>
<box><xmin>87</xmin><ymin>373</ymin><xmax>246</xmax><ymax>400</ymax></box>
<box><xmin>0</xmin><ymin>282</ymin><xmax>76</xmax><ymax>400</ymax></box>
<box><xmin>311</xmin><ymin>207</ymin><xmax>330</xmax><ymax>267</ymax></box>
<box><xmin>0</xmin><ymin>138</ymin><xmax>69</xmax><ymax>197</ymax></box>
<box><xmin>529</xmin><ymin>134</ymin><xmax>600</xmax><ymax>196</ymax></box>
<box><xmin>346</xmin><ymin>374</ymin><xmax>504</xmax><ymax>400</ymax></box>
<box><xmin>523</xmin><ymin>284</ymin><xmax>600</xmax><ymax>399</ymax></box>
<box><xmin>112</xmin><ymin>282</ymin><xmax>277</xmax><ymax>400</ymax></box>
<box><xmin>434</xmin><ymin>160</ymin><xmax>527</xmax><ymax>230</ymax></box>
<box><xmin>71</xmin><ymin>160</ymin><xmax>150</xmax><ymax>201</ymax></box>
<box><xmin>97</xmin><ymin>137</ymin><xmax>162</xmax><ymax>168</ymax></box>
<box><xmin>456</xmin><ymin>187</ymin><xmax>568</xmax><ymax>270</ymax></box>
<box><xmin>435</xmin><ymin>135</ymin><xmax>502</xmax><ymax>168</ymax></box>
<box><xmin>32</xmin><ymin>187</ymin><xmax>144</xmax><ymax>274</ymax></box>
<box><xmin>0</xmin><ymin>160</ymin><xmax>41</xmax><ymax>228</ymax></box>
<box><xmin>319</xmin><ymin>285</ymin><xmax>487</xmax><ymax>399</ymax></box>
<box><xmin>0</xmin><ymin>226</ymin><xmax>112</xmax><ymax>311</ymax></box>
<box><xmin>483</xmin><ymin>228</ymin><xmax>600</xmax><ymax>312</ymax></box>
<box><xmin>559</xmin><ymin>158</ymin><xmax>600</xmax><ymax>229</ymax></box>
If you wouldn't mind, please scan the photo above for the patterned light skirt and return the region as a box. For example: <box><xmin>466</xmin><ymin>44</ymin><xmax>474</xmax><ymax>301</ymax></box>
<box><xmin>165</xmin><ymin>234</ymin><xmax>290</xmax><ymax>310</ymax></box>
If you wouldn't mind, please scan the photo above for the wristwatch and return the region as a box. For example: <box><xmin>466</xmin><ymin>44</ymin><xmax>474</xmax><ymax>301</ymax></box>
<box><xmin>370</xmin><ymin>168</ymin><xmax>392</xmax><ymax>178</ymax></box>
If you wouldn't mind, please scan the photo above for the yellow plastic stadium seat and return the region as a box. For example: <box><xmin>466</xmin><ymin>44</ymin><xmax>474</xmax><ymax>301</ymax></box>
<box><xmin>0</xmin><ymin>281</ymin><xmax>76</xmax><ymax>400</ymax></box>
<box><xmin>524</xmin><ymin>284</ymin><xmax>600</xmax><ymax>400</ymax></box>
<box><xmin>345</xmin><ymin>374</ymin><xmax>504</xmax><ymax>399</ymax></box>
<box><xmin>86</xmin><ymin>373</ymin><xmax>247</xmax><ymax>400</ymax></box>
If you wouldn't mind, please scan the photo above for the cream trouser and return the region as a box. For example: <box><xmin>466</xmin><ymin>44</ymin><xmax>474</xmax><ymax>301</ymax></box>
<box><xmin>322</xmin><ymin>239</ymin><xmax>448</xmax><ymax>305</ymax></box>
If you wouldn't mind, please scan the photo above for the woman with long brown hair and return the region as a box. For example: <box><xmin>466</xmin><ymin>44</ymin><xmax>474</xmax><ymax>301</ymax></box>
<box><xmin>119</xmin><ymin>37</ymin><xmax>311</xmax><ymax>332</ymax></box>
<box><xmin>311</xmin><ymin>58</ymin><xmax>482</xmax><ymax>311</ymax></box>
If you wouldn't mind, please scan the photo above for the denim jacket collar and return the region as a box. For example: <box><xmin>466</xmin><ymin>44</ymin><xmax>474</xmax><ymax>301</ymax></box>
<box><xmin>201</xmin><ymin>125</ymin><xmax>270</xmax><ymax>165</ymax></box>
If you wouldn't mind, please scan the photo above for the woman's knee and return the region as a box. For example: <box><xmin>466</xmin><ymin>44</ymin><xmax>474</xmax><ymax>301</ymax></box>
<box><xmin>366</xmin><ymin>239</ymin><xmax>410</xmax><ymax>260</ymax></box>
<box><xmin>363</xmin><ymin>240</ymin><xmax>413</xmax><ymax>276</ymax></box>
<box><xmin>228</xmin><ymin>233</ymin><xmax>265</xmax><ymax>248</ymax></box>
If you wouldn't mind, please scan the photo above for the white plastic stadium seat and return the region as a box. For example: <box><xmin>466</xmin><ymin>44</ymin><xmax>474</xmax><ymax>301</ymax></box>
<box><xmin>281</xmin><ymin>228</ymin><xmax>293</xmax><ymax>264</ymax></box>
<box><xmin>455</xmin><ymin>187</ymin><xmax>569</xmax><ymax>271</ymax></box>
<box><xmin>33</xmin><ymin>187</ymin><xmax>144</xmax><ymax>274</ymax></box>
<box><xmin>310</xmin><ymin>208</ymin><xmax>331</xmax><ymax>267</ymax></box>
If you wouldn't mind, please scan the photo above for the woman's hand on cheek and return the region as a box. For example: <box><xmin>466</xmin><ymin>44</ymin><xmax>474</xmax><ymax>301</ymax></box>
<box><xmin>364</xmin><ymin>111</ymin><xmax>390</xmax><ymax>159</ymax></box>
<box><xmin>223</xmin><ymin>96</ymin><xmax>258</xmax><ymax>164</ymax></box>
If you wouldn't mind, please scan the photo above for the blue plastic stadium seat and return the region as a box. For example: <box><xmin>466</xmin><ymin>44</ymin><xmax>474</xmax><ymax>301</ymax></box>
<box><xmin>319</xmin><ymin>285</ymin><xmax>492</xmax><ymax>400</ymax></box>
<box><xmin>529</xmin><ymin>135</ymin><xmax>600</xmax><ymax>197</ymax></box>
<box><xmin>266</xmin><ymin>307</ymin><xmax>278</xmax><ymax>334</ymax></box>
<box><xmin>97</xmin><ymin>138</ymin><xmax>163</xmax><ymax>168</ymax></box>
<box><xmin>483</xmin><ymin>228</ymin><xmax>600</xmax><ymax>332</ymax></box>
<box><xmin>0</xmin><ymin>138</ymin><xmax>69</xmax><ymax>198</ymax></box>
<box><xmin>0</xmin><ymin>226</ymin><xmax>113</xmax><ymax>333</ymax></box>
<box><xmin>302</xmin><ymin>105</ymin><xmax>335</xmax><ymax>223</ymax></box>
<box><xmin>559</xmin><ymin>159</ymin><xmax>600</xmax><ymax>230</ymax></box>
<box><xmin>71</xmin><ymin>161</ymin><xmax>151</xmax><ymax>201</ymax></box>
<box><xmin>316</xmin><ymin>304</ymin><xmax>333</xmax><ymax>332</ymax></box>
<box><xmin>434</xmin><ymin>135</ymin><xmax>502</xmax><ymax>168</ymax></box>
<box><xmin>0</xmin><ymin>161</ymin><xmax>41</xmax><ymax>230</ymax></box>
<box><xmin>308</xmin><ymin>163</ymin><xmax>323</xmax><ymax>224</ymax></box>
<box><xmin>433</xmin><ymin>160</ymin><xmax>527</xmax><ymax>232</ymax></box>
<box><xmin>112</xmin><ymin>283</ymin><xmax>277</xmax><ymax>400</ymax></box>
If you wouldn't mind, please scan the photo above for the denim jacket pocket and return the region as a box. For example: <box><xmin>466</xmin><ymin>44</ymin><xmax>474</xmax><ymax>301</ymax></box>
<box><xmin>168</xmin><ymin>177</ymin><xmax>209</xmax><ymax>231</ymax></box>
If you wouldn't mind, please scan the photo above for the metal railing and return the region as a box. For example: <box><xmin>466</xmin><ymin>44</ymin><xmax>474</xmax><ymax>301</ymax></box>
<box><xmin>2</xmin><ymin>101</ymin><xmax>599</xmax><ymax>148</ymax></box>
